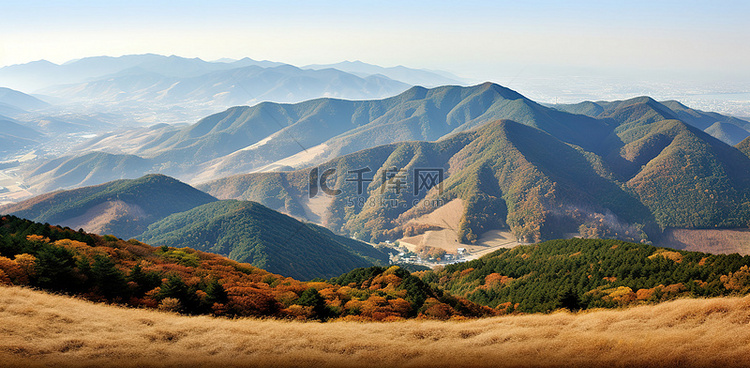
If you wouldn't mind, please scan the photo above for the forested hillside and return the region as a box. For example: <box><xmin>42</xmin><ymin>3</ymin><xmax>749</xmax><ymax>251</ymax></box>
<box><xmin>0</xmin><ymin>215</ymin><xmax>491</xmax><ymax>321</ymax></box>
<box><xmin>4</xmin><ymin>216</ymin><xmax>750</xmax><ymax>321</ymax></box>
<box><xmin>738</xmin><ymin>136</ymin><xmax>750</xmax><ymax>158</ymax></box>
<box><xmin>138</xmin><ymin>200</ymin><xmax>389</xmax><ymax>280</ymax></box>
<box><xmin>420</xmin><ymin>238</ymin><xmax>750</xmax><ymax>313</ymax></box>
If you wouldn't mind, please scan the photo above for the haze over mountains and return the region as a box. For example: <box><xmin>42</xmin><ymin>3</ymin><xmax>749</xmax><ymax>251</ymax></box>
<box><xmin>0</xmin><ymin>116</ymin><xmax>43</xmax><ymax>155</ymax></box>
<box><xmin>0</xmin><ymin>54</ymin><xmax>469</xmax><ymax>164</ymax></box>
<box><xmin>0</xmin><ymin>87</ymin><xmax>50</xmax><ymax>113</ymax></box>
<box><xmin>302</xmin><ymin>60</ymin><xmax>465</xmax><ymax>87</ymax></box>
<box><xmin>38</xmin><ymin>65</ymin><xmax>411</xmax><ymax>111</ymax></box>
<box><xmin>0</xmin><ymin>54</ymin><xmax>461</xmax><ymax>93</ymax></box>
<box><xmin>0</xmin><ymin>54</ymin><xmax>461</xmax><ymax>125</ymax></box>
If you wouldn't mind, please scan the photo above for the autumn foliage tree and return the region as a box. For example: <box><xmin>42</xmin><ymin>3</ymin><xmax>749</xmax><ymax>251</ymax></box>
<box><xmin>0</xmin><ymin>215</ymin><xmax>492</xmax><ymax>321</ymax></box>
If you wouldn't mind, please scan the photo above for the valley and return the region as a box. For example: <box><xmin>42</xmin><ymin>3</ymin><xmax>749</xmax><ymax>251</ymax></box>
<box><xmin>0</xmin><ymin>169</ymin><xmax>32</xmax><ymax>206</ymax></box>
<box><xmin>395</xmin><ymin>199</ymin><xmax>524</xmax><ymax>265</ymax></box>
<box><xmin>397</xmin><ymin>229</ymin><xmax>522</xmax><ymax>266</ymax></box>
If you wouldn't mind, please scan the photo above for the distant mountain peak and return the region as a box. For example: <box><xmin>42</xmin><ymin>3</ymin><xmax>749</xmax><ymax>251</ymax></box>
<box><xmin>26</xmin><ymin>59</ymin><xmax>58</xmax><ymax>67</ymax></box>
<box><xmin>660</xmin><ymin>100</ymin><xmax>691</xmax><ymax>110</ymax></box>
<box><xmin>302</xmin><ymin>60</ymin><xmax>467</xmax><ymax>87</ymax></box>
<box><xmin>481</xmin><ymin>82</ymin><xmax>527</xmax><ymax>100</ymax></box>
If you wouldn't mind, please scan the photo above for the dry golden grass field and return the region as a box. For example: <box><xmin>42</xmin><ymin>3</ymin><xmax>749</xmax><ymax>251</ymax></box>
<box><xmin>660</xmin><ymin>228</ymin><xmax>750</xmax><ymax>255</ymax></box>
<box><xmin>3</xmin><ymin>285</ymin><xmax>750</xmax><ymax>368</ymax></box>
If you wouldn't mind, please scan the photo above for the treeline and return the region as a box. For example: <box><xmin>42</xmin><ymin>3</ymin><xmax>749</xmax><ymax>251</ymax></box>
<box><xmin>0</xmin><ymin>215</ymin><xmax>490</xmax><ymax>321</ymax></box>
<box><xmin>8</xmin><ymin>215</ymin><xmax>750</xmax><ymax>319</ymax></box>
<box><xmin>419</xmin><ymin>238</ymin><xmax>750</xmax><ymax>313</ymax></box>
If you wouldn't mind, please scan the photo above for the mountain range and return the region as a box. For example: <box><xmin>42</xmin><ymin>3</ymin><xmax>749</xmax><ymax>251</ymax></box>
<box><xmin>302</xmin><ymin>60</ymin><xmax>466</xmax><ymax>87</ymax></box>
<box><xmin>194</xmin><ymin>92</ymin><xmax>750</xmax><ymax>247</ymax></box>
<box><xmin>0</xmin><ymin>54</ymin><xmax>287</xmax><ymax>92</ymax></box>
<box><xmin>12</xmin><ymin>82</ymin><xmax>750</xmax><ymax>252</ymax></box>
<box><xmin>40</xmin><ymin>82</ymin><xmax>610</xmax><ymax>187</ymax></box>
<box><xmin>40</xmin><ymin>83</ymin><xmax>748</xmax><ymax>191</ymax></box>
<box><xmin>0</xmin><ymin>55</ymin><xmax>467</xmax><ymax>160</ymax></box>
<box><xmin>38</xmin><ymin>64</ymin><xmax>411</xmax><ymax>109</ymax></box>
<box><xmin>5</xmin><ymin>80</ymin><xmax>750</xmax><ymax>255</ymax></box>
<box><xmin>551</xmin><ymin>98</ymin><xmax>750</xmax><ymax>146</ymax></box>
<box><xmin>0</xmin><ymin>54</ymin><xmax>459</xmax><ymax>93</ymax></box>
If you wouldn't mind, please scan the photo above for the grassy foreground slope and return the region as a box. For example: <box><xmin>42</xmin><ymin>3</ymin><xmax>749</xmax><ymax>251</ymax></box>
<box><xmin>3</xmin><ymin>285</ymin><xmax>750</xmax><ymax>368</ymax></box>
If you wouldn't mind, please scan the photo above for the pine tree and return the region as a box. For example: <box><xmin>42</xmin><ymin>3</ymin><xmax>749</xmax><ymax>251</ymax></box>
<box><xmin>91</xmin><ymin>255</ymin><xmax>127</xmax><ymax>299</ymax></box>
<box><xmin>34</xmin><ymin>245</ymin><xmax>76</xmax><ymax>290</ymax></box>
<box><xmin>128</xmin><ymin>264</ymin><xmax>162</xmax><ymax>295</ymax></box>
<box><xmin>159</xmin><ymin>274</ymin><xmax>198</xmax><ymax>313</ymax></box>
<box><xmin>204</xmin><ymin>278</ymin><xmax>228</xmax><ymax>305</ymax></box>
<box><xmin>296</xmin><ymin>288</ymin><xmax>326</xmax><ymax>318</ymax></box>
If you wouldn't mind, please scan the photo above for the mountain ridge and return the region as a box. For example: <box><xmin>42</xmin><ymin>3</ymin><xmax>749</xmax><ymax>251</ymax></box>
<box><xmin>0</xmin><ymin>174</ymin><xmax>217</xmax><ymax>239</ymax></box>
<box><xmin>75</xmin><ymin>82</ymin><xmax>611</xmax><ymax>186</ymax></box>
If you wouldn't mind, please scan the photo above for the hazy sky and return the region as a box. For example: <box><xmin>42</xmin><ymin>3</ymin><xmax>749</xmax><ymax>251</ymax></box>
<box><xmin>1</xmin><ymin>0</ymin><xmax>749</xmax><ymax>83</ymax></box>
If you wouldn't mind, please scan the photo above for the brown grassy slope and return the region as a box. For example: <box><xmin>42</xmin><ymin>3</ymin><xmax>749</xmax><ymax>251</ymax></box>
<box><xmin>3</xmin><ymin>286</ymin><xmax>750</xmax><ymax>368</ymax></box>
<box><xmin>660</xmin><ymin>228</ymin><xmax>750</xmax><ymax>255</ymax></box>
